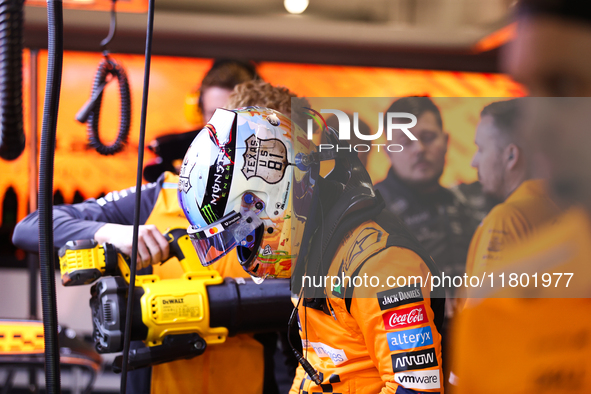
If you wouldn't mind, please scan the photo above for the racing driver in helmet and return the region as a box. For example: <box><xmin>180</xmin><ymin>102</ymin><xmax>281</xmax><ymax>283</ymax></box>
<box><xmin>178</xmin><ymin>105</ymin><xmax>446</xmax><ymax>394</ymax></box>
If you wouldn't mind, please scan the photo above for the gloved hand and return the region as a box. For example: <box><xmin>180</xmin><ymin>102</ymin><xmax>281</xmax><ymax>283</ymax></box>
<box><xmin>94</xmin><ymin>224</ymin><xmax>170</xmax><ymax>269</ymax></box>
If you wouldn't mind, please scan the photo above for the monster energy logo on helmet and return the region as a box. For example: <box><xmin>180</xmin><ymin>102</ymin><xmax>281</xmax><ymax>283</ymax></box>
<box><xmin>201</xmin><ymin>204</ymin><xmax>217</xmax><ymax>224</ymax></box>
<box><xmin>199</xmin><ymin>126</ymin><xmax>237</xmax><ymax>225</ymax></box>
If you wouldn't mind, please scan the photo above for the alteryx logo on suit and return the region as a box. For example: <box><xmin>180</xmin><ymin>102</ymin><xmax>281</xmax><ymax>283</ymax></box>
<box><xmin>386</xmin><ymin>326</ymin><xmax>433</xmax><ymax>351</ymax></box>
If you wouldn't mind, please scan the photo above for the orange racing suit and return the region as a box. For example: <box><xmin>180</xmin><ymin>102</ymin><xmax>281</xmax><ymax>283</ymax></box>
<box><xmin>291</xmin><ymin>211</ymin><xmax>445</xmax><ymax>394</ymax></box>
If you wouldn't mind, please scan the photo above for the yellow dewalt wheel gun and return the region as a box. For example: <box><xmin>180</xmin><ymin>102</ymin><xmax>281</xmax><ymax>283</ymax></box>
<box><xmin>58</xmin><ymin>228</ymin><xmax>292</xmax><ymax>371</ymax></box>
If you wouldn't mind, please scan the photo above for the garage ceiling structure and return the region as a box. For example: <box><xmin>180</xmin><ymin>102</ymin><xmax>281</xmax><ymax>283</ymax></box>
<box><xmin>24</xmin><ymin>0</ymin><xmax>515</xmax><ymax>71</ymax></box>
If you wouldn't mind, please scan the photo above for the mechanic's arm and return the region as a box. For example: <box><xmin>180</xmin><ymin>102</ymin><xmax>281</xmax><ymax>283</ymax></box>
<box><xmin>12</xmin><ymin>174</ymin><xmax>169</xmax><ymax>269</ymax></box>
<box><xmin>349</xmin><ymin>247</ymin><xmax>444</xmax><ymax>394</ymax></box>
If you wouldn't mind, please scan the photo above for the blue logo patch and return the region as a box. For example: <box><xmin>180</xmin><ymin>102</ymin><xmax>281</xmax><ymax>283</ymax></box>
<box><xmin>387</xmin><ymin>327</ymin><xmax>433</xmax><ymax>351</ymax></box>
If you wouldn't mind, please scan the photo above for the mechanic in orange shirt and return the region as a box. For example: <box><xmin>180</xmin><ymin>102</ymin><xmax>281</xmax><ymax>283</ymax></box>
<box><xmin>451</xmin><ymin>0</ymin><xmax>591</xmax><ymax>392</ymax></box>
<box><xmin>453</xmin><ymin>205</ymin><xmax>591</xmax><ymax>393</ymax></box>
<box><xmin>466</xmin><ymin>98</ymin><xmax>561</xmax><ymax>278</ymax></box>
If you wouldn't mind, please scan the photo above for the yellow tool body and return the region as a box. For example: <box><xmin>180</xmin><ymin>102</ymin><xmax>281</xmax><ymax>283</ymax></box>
<box><xmin>57</xmin><ymin>228</ymin><xmax>292</xmax><ymax>371</ymax></box>
<box><xmin>58</xmin><ymin>229</ymin><xmax>227</xmax><ymax>348</ymax></box>
<box><xmin>135</xmin><ymin>232</ymin><xmax>227</xmax><ymax>347</ymax></box>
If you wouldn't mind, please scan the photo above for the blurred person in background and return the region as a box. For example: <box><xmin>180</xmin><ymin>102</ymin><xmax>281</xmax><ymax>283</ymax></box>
<box><xmin>452</xmin><ymin>1</ymin><xmax>591</xmax><ymax>393</ymax></box>
<box><xmin>12</xmin><ymin>81</ymin><xmax>303</xmax><ymax>394</ymax></box>
<box><xmin>465</xmin><ymin>98</ymin><xmax>561</xmax><ymax>278</ymax></box>
<box><xmin>374</xmin><ymin>97</ymin><xmax>479</xmax><ymax>300</ymax></box>
<box><xmin>143</xmin><ymin>59</ymin><xmax>259</xmax><ymax>182</ymax></box>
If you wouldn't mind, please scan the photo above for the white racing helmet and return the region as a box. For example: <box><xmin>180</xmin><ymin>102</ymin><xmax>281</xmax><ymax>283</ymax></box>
<box><xmin>178</xmin><ymin>107</ymin><xmax>316</xmax><ymax>280</ymax></box>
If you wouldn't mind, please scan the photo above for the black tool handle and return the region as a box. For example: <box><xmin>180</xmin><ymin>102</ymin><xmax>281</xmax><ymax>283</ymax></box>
<box><xmin>112</xmin><ymin>333</ymin><xmax>206</xmax><ymax>372</ymax></box>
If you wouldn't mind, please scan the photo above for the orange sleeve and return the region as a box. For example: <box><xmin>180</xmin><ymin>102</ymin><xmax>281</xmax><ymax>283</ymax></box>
<box><xmin>348</xmin><ymin>247</ymin><xmax>444</xmax><ymax>394</ymax></box>
<box><xmin>289</xmin><ymin>364</ymin><xmax>307</xmax><ymax>394</ymax></box>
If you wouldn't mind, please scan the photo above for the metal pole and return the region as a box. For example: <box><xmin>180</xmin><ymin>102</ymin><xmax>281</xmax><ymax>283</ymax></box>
<box><xmin>28</xmin><ymin>48</ymin><xmax>39</xmax><ymax>320</ymax></box>
<box><xmin>28</xmin><ymin>48</ymin><xmax>40</xmax><ymax>394</ymax></box>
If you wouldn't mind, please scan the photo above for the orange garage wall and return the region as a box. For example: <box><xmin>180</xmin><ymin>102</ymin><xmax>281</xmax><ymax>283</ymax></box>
<box><xmin>0</xmin><ymin>50</ymin><xmax>524</xmax><ymax>224</ymax></box>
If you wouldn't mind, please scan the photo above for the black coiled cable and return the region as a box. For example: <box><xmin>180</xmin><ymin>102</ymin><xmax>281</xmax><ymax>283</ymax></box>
<box><xmin>82</xmin><ymin>56</ymin><xmax>131</xmax><ymax>155</ymax></box>
<box><xmin>0</xmin><ymin>0</ymin><xmax>25</xmax><ymax>161</ymax></box>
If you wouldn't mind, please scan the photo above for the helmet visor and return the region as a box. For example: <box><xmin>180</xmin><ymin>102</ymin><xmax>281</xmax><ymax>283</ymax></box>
<box><xmin>188</xmin><ymin>210</ymin><xmax>263</xmax><ymax>267</ymax></box>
